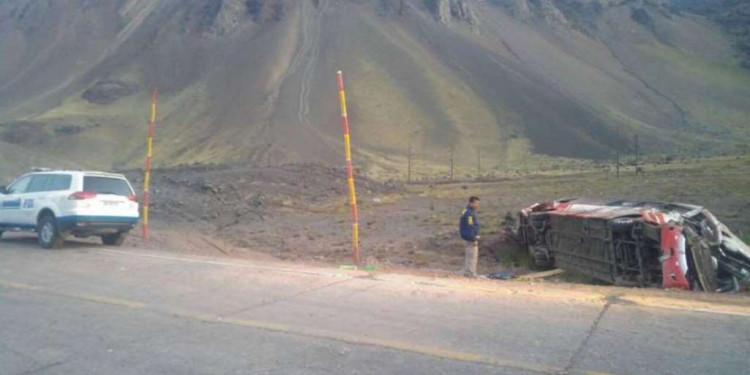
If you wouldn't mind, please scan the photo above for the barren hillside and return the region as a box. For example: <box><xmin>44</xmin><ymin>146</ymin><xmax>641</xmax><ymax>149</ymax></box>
<box><xmin>0</xmin><ymin>0</ymin><xmax>748</xmax><ymax>179</ymax></box>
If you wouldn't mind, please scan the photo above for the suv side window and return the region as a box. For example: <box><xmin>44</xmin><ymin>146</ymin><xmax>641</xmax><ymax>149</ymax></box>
<box><xmin>26</xmin><ymin>174</ymin><xmax>72</xmax><ymax>193</ymax></box>
<box><xmin>27</xmin><ymin>175</ymin><xmax>52</xmax><ymax>193</ymax></box>
<box><xmin>6</xmin><ymin>175</ymin><xmax>32</xmax><ymax>194</ymax></box>
<box><xmin>47</xmin><ymin>175</ymin><xmax>72</xmax><ymax>191</ymax></box>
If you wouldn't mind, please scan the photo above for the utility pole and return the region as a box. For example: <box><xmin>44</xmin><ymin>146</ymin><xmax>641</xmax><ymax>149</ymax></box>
<box><xmin>407</xmin><ymin>140</ymin><xmax>413</xmax><ymax>184</ymax></box>
<box><xmin>634</xmin><ymin>134</ymin><xmax>639</xmax><ymax>176</ymax></box>
<box><xmin>615</xmin><ymin>125</ymin><xmax>620</xmax><ymax>178</ymax></box>
<box><xmin>450</xmin><ymin>146</ymin><xmax>454</xmax><ymax>181</ymax></box>
<box><xmin>477</xmin><ymin>146</ymin><xmax>481</xmax><ymax>176</ymax></box>
<box><xmin>407</xmin><ymin>130</ymin><xmax>420</xmax><ymax>184</ymax></box>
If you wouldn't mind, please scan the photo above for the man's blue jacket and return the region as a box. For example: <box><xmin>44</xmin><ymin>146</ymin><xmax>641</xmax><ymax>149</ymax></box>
<box><xmin>459</xmin><ymin>206</ymin><xmax>479</xmax><ymax>242</ymax></box>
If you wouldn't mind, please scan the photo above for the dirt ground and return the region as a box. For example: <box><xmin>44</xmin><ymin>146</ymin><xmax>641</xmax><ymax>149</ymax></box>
<box><xmin>123</xmin><ymin>156</ymin><xmax>750</xmax><ymax>282</ymax></box>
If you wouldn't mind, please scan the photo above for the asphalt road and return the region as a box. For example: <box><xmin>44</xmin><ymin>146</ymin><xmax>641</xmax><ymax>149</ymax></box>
<box><xmin>1</xmin><ymin>235</ymin><xmax>749</xmax><ymax>375</ymax></box>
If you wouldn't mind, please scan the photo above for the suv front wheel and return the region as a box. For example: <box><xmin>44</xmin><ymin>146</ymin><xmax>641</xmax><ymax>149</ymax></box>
<box><xmin>37</xmin><ymin>215</ymin><xmax>65</xmax><ymax>249</ymax></box>
<box><xmin>102</xmin><ymin>231</ymin><xmax>128</xmax><ymax>247</ymax></box>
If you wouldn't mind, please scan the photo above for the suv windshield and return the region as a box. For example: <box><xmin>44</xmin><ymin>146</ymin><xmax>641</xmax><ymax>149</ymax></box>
<box><xmin>6</xmin><ymin>175</ymin><xmax>32</xmax><ymax>194</ymax></box>
<box><xmin>83</xmin><ymin>176</ymin><xmax>133</xmax><ymax>196</ymax></box>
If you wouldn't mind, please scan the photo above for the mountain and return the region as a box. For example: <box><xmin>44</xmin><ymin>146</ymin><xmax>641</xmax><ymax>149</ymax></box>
<box><xmin>0</xmin><ymin>0</ymin><xmax>749</xmax><ymax>179</ymax></box>
<box><xmin>670</xmin><ymin>0</ymin><xmax>750</xmax><ymax>67</ymax></box>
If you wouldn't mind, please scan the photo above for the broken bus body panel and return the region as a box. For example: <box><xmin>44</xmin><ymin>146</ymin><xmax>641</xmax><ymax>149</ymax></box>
<box><xmin>516</xmin><ymin>199</ymin><xmax>750</xmax><ymax>292</ymax></box>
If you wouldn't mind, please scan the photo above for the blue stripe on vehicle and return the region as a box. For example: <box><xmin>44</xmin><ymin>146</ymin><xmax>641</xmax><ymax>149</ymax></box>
<box><xmin>0</xmin><ymin>223</ymin><xmax>36</xmax><ymax>230</ymax></box>
<box><xmin>0</xmin><ymin>199</ymin><xmax>21</xmax><ymax>210</ymax></box>
<box><xmin>57</xmin><ymin>216</ymin><xmax>139</xmax><ymax>224</ymax></box>
<box><xmin>1</xmin><ymin>216</ymin><xmax>138</xmax><ymax>232</ymax></box>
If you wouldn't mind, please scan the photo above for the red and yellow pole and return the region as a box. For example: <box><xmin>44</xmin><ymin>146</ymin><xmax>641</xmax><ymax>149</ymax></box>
<box><xmin>337</xmin><ymin>71</ymin><xmax>360</xmax><ymax>266</ymax></box>
<box><xmin>142</xmin><ymin>88</ymin><xmax>158</xmax><ymax>241</ymax></box>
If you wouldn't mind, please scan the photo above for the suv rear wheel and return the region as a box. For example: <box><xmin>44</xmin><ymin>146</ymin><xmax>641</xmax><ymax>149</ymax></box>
<box><xmin>37</xmin><ymin>215</ymin><xmax>65</xmax><ymax>249</ymax></box>
<box><xmin>101</xmin><ymin>231</ymin><xmax>128</xmax><ymax>247</ymax></box>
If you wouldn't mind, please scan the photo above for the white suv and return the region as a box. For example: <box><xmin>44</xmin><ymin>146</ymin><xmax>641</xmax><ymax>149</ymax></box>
<box><xmin>0</xmin><ymin>170</ymin><xmax>139</xmax><ymax>248</ymax></box>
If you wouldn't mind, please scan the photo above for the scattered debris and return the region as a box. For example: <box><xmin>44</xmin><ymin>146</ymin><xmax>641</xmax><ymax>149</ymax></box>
<box><xmin>516</xmin><ymin>269</ymin><xmax>565</xmax><ymax>281</ymax></box>
<box><xmin>485</xmin><ymin>270</ymin><xmax>516</xmax><ymax>280</ymax></box>
<box><xmin>483</xmin><ymin>269</ymin><xmax>564</xmax><ymax>281</ymax></box>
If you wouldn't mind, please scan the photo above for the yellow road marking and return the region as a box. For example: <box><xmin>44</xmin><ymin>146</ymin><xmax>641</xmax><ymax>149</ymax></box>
<box><xmin>63</xmin><ymin>293</ymin><xmax>145</xmax><ymax>309</ymax></box>
<box><xmin>618</xmin><ymin>295</ymin><xmax>750</xmax><ymax>317</ymax></box>
<box><xmin>0</xmin><ymin>279</ymin><xmax>41</xmax><ymax>291</ymax></box>
<box><xmin>0</xmin><ymin>279</ymin><xmax>625</xmax><ymax>375</ymax></box>
<box><xmin>167</xmin><ymin>310</ymin><xmax>562</xmax><ymax>374</ymax></box>
<box><xmin>0</xmin><ymin>279</ymin><xmax>144</xmax><ymax>309</ymax></box>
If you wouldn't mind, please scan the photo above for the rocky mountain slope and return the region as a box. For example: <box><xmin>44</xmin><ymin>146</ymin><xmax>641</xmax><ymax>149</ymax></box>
<box><xmin>0</xmin><ymin>0</ymin><xmax>748</xmax><ymax>178</ymax></box>
<box><xmin>671</xmin><ymin>0</ymin><xmax>750</xmax><ymax>67</ymax></box>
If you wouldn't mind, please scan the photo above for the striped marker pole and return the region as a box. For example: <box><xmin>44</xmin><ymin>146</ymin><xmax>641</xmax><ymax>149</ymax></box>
<box><xmin>337</xmin><ymin>71</ymin><xmax>360</xmax><ymax>266</ymax></box>
<box><xmin>142</xmin><ymin>88</ymin><xmax>158</xmax><ymax>241</ymax></box>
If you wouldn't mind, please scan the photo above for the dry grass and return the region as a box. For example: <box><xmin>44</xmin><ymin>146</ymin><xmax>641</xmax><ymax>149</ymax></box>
<box><xmin>408</xmin><ymin>155</ymin><xmax>750</xmax><ymax>234</ymax></box>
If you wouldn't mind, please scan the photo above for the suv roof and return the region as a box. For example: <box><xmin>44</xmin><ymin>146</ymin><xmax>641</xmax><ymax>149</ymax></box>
<box><xmin>24</xmin><ymin>170</ymin><xmax>128</xmax><ymax>178</ymax></box>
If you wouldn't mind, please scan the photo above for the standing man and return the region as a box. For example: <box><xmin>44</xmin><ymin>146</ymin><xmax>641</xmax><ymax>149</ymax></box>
<box><xmin>459</xmin><ymin>196</ymin><xmax>480</xmax><ymax>277</ymax></box>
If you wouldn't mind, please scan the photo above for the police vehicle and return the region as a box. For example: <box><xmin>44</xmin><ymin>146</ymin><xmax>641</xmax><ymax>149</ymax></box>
<box><xmin>0</xmin><ymin>170</ymin><xmax>139</xmax><ymax>248</ymax></box>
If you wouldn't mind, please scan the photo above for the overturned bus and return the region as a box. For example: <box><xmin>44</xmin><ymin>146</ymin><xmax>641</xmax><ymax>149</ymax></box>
<box><xmin>516</xmin><ymin>199</ymin><xmax>750</xmax><ymax>292</ymax></box>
